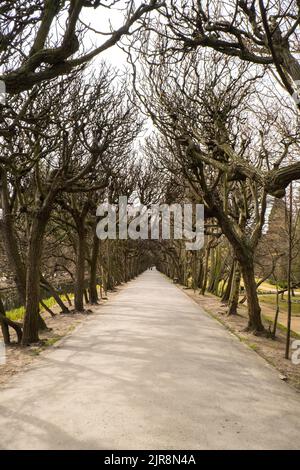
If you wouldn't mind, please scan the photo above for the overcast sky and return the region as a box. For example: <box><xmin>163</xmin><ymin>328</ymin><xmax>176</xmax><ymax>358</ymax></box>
<box><xmin>81</xmin><ymin>2</ymin><xmax>135</xmax><ymax>71</ymax></box>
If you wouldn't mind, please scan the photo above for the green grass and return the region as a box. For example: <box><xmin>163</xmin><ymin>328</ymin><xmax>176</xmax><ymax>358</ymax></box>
<box><xmin>29</xmin><ymin>348</ymin><xmax>42</xmax><ymax>356</ymax></box>
<box><xmin>7</xmin><ymin>305</ymin><xmax>25</xmax><ymax>321</ymax></box>
<box><xmin>44</xmin><ymin>336</ymin><xmax>62</xmax><ymax>347</ymax></box>
<box><xmin>262</xmin><ymin>312</ymin><xmax>300</xmax><ymax>339</ymax></box>
<box><xmin>6</xmin><ymin>293</ymin><xmax>74</xmax><ymax>322</ymax></box>
<box><xmin>41</xmin><ymin>297</ymin><xmax>57</xmax><ymax>310</ymax></box>
<box><xmin>259</xmin><ymin>294</ymin><xmax>300</xmax><ymax>316</ymax></box>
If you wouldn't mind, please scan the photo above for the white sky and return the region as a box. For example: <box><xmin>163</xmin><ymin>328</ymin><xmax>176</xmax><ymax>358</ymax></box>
<box><xmin>81</xmin><ymin>3</ymin><xmax>135</xmax><ymax>71</ymax></box>
<box><xmin>79</xmin><ymin>2</ymin><xmax>154</xmax><ymax>150</ymax></box>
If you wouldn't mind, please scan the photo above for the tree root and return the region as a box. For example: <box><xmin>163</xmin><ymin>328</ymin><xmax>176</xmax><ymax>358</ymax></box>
<box><xmin>242</xmin><ymin>325</ymin><xmax>269</xmax><ymax>337</ymax></box>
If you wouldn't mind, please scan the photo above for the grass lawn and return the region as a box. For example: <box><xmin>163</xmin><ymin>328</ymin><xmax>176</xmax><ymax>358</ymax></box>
<box><xmin>257</xmin><ymin>279</ymin><xmax>300</xmax><ymax>294</ymax></box>
<box><xmin>6</xmin><ymin>294</ymin><xmax>74</xmax><ymax>322</ymax></box>
<box><xmin>259</xmin><ymin>294</ymin><xmax>300</xmax><ymax>316</ymax></box>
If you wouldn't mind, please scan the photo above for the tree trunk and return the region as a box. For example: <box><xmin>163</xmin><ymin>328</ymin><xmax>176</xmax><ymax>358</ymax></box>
<box><xmin>40</xmin><ymin>276</ymin><xmax>69</xmax><ymax>313</ymax></box>
<box><xmin>106</xmin><ymin>240</ymin><xmax>114</xmax><ymax>291</ymax></box>
<box><xmin>241</xmin><ymin>259</ymin><xmax>264</xmax><ymax>333</ymax></box>
<box><xmin>22</xmin><ymin>214</ymin><xmax>49</xmax><ymax>345</ymax></box>
<box><xmin>207</xmin><ymin>248</ymin><xmax>216</xmax><ymax>292</ymax></box>
<box><xmin>89</xmin><ymin>232</ymin><xmax>99</xmax><ymax>304</ymax></box>
<box><xmin>0</xmin><ymin>295</ymin><xmax>10</xmax><ymax>344</ymax></box>
<box><xmin>37</xmin><ymin>312</ymin><xmax>48</xmax><ymax>331</ymax></box>
<box><xmin>197</xmin><ymin>256</ymin><xmax>204</xmax><ymax>289</ymax></box>
<box><xmin>209</xmin><ymin>245</ymin><xmax>222</xmax><ymax>295</ymax></box>
<box><xmin>100</xmin><ymin>265</ymin><xmax>107</xmax><ymax>298</ymax></box>
<box><xmin>74</xmin><ymin>224</ymin><xmax>86</xmax><ymax>312</ymax></box>
<box><xmin>272</xmin><ymin>288</ymin><xmax>280</xmax><ymax>339</ymax></box>
<box><xmin>40</xmin><ymin>300</ymin><xmax>56</xmax><ymax>318</ymax></box>
<box><xmin>227</xmin><ymin>261</ymin><xmax>241</xmax><ymax>316</ymax></box>
<box><xmin>84</xmin><ymin>289</ymin><xmax>89</xmax><ymax>304</ymax></box>
<box><xmin>0</xmin><ymin>169</ymin><xmax>26</xmax><ymax>303</ymax></box>
<box><xmin>192</xmin><ymin>251</ymin><xmax>198</xmax><ymax>291</ymax></box>
<box><xmin>285</xmin><ymin>183</ymin><xmax>293</xmax><ymax>359</ymax></box>
<box><xmin>0</xmin><ymin>312</ymin><xmax>22</xmax><ymax>344</ymax></box>
<box><xmin>201</xmin><ymin>239</ymin><xmax>213</xmax><ymax>295</ymax></box>
<box><xmin>222</xmin><ymin>262</ymin><xmax>234</xmax><ymax>303</ymax></box>
<box><xmin>65</xmin><ymin>293</ymin><xmax>72</xmax><ymax>307</ymax></box>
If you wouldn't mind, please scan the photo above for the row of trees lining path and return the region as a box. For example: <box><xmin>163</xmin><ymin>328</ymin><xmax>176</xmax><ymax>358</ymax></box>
<box><xmin>1</xmin><ymin>1</ymin><xmax>300</xmax><ymax>353</ymax></box>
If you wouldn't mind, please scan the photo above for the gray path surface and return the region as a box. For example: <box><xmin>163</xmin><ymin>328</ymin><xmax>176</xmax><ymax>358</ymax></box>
<box><xmin>0</xmin><ymin>269</ymin><xmax>300</xmax><ymax>450</ymax></box>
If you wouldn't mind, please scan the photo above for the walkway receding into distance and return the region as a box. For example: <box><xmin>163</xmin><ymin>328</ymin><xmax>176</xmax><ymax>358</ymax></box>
<box><xmin>0</xmin><ymin>269</ymin><xmax>300</xmax><ymax>450</ymax></box>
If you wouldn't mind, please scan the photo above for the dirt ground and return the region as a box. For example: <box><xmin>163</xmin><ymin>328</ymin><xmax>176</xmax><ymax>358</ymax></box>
<box><xmin>0</xmin><ymin>288</ymin><xmax>123</xmax><ymax>387</ymax></box>
<box><xmin>179</xmin><ymin>286</ymin><xmax>300</xmax><ymax>392</ymax></box>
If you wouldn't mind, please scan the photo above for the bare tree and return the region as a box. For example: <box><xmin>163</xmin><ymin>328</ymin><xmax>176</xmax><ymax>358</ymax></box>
<box><xmin>0</xmin><ymin>0</ymin><xmax>162</xmax><ymax>93</ymax></box>
<box><xmin>132</xmin><ymin>49</ymin><xmax>300</xmax><ymax>332</ymax></box>
<box><xmin>152</xmin><ymin>1</ymin><xmax>300</xmax><ymax>104</ymax></box>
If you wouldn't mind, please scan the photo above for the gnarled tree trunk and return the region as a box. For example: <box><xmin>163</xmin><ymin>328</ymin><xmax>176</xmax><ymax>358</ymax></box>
<box><xmin>240</xmin><ymin>257</ymin><xmax>264</xmax><ymax>332</ymax></box>
<box><xmin>0</xmin><ymin>169</ymin><xmax>26</xmax><ymax>303</ymax></box>
<box><xmin>74</xmin><ymin>222</ymin><xmax>86</xmax><ymax>312</ymax></box>
<box><xmin>22</xmin><ymin>213</ymin><xmax>50</xmax><ymax>345</ymax></box>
